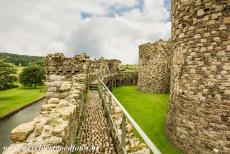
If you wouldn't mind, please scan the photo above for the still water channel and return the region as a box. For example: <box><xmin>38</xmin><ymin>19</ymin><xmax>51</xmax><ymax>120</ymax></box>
<box><xmin>0</xmin><ymin>99</ymin><xmax>45</xmax><ymax>153</ymax></box>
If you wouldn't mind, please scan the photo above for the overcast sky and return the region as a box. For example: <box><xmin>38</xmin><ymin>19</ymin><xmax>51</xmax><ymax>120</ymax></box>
<box><xmin>0</xmin><ymin>0</ymin><xmax>171</xmax><ymax>64</ymax></box>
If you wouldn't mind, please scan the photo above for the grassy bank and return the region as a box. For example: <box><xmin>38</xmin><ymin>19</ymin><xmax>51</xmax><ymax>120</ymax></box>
<box><xmin>0</xmin><ymin>87</ymin><xmax>45</xmax><ymax>116</ymax></box>
<box><xmin>113</xmin><ymin>86</ymin><xmax>180</xmax><ymax>154</ymax></box>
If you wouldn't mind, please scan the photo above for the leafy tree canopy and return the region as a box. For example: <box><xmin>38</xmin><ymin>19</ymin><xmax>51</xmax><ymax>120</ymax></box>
<box><xmin>0</xmin><ymin>59</ymin><xmax>18</xmax><ymax>90</ymax></box>
<box><xmin>19</xmin><ymin>65</ymin><xmax>45</xmax><ymax>88</ymax></box>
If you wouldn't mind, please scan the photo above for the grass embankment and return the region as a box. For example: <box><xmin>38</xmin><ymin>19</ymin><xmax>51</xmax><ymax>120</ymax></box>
<box><xmin>0</xmin><ymin>87</ymin><xmax>45</xmax><ymax>116</ymax></box>
<box><xmin>113</xmin><ymin>86</ymin><xmax>181</xmax><ymax>154</ymax></box>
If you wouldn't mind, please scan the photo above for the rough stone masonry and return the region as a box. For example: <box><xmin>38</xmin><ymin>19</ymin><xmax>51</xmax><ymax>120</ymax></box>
<box><xmin>166</xmin><ymin>0</ymin><xmax>230</xmax><ymax>153</ymax></box>
<box><xmin>138</xmin><ymin>40</ymin><xmax>172</xmax><ymax>93</ymax></box>
<box><xmin>3</xmin><ymin>53</ymin><xmax>142</xmax><ymax>154</ymax></box>
<box><xmin>3</xmin><ymin>53</ymin><xmax>89</xmax><ymax>154</ymax></box>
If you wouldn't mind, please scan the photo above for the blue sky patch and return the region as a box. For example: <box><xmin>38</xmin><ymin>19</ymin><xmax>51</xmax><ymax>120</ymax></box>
<box><xmin>138</xmin><ymin>0</ymin><xmax>144</xmax><ymax>12</ymax></box>
<box><xmin>107</xmin><ymin>0</ymin><xmax>144</xmax><ymax>17</ymax></box>
<box><xmin>164</xmin><ymin>0</ymin><xmax>171</xmax><ymax>10</ymax></box>
<box><xmin>80</xmin><ymin>12</ymin><xmax>93</xmax><ymax>19</ymax></box>
<box><xmin>164</xmin><ymin>0</ymin><xmax>171</xmax><ymax>22</ymax></box>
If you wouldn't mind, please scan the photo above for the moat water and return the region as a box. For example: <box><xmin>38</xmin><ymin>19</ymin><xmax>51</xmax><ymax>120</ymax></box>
<box><xmin>0</xmin><ymin>99</ymin><xmax>45</xmax><ymax>153</ymax></box>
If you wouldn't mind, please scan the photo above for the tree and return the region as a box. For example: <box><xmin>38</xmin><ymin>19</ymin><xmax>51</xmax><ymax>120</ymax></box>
<box><xmin>0</xmin><ymin>59</ymin><xmax>17</xmax><ymax>90</ymax></box>
<box><xmin>19</xmin><ymin>65</ymin><xmax>45</xmax><ymax>88</ymax></box>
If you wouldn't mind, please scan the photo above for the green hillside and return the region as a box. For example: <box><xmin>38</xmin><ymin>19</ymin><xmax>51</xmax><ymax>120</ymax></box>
<box><xmin>0</xmin><ymin>52</ymin><xmax>44</xmax><ymax>66</ymax></box>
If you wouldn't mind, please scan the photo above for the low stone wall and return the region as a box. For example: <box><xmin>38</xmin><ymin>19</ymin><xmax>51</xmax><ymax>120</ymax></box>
<box><xmin>138</xmin><ymin>40</ymin><xmax>172</xmax><ymax>93</ymax></box>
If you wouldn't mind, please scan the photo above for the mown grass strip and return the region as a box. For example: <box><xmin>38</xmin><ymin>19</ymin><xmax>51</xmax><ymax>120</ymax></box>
<box><xmin>113</xmin><ymin>86</ymin><xmax>181</xmax><ymax>154</ymax></box>
<box><xmin>0</xmin><ymin>87</ymin><xmax>45</xmax><ymax>116</ymax></box>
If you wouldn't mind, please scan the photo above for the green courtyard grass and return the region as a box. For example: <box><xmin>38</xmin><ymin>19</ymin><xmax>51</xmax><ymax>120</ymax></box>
<box><xmin>113</xmin><ymin>86</ymin><xmax>181</xmax><ymax>154</ymax></box>
<box><xmin>0</xmin><ymin>87</ymin><xmax>45</xmax><ymax>116</ymax></box>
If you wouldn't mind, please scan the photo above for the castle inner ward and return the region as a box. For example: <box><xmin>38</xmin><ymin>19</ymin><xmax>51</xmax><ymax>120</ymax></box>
<box><xmin>3</xmin><ymin>0</ymin><xmax>230</xmax><ymax>154</ymax></box>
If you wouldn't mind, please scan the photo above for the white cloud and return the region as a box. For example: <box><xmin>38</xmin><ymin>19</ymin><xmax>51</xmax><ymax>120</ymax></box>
<box><xmin>0</xmin><ymin>0</ymin><xmax>171</xmax><ymax>64</ymax></box>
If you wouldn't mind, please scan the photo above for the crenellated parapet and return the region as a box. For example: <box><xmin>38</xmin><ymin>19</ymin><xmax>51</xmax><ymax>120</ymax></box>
<box><xmin>46</xmin><ymin>53</ymin><xmax>91</xmax><ymax>75</ymax></box>
<box><xmin>89</xmin><ymin>57</ymin><xmax>121</xmax><ymax>84</ymax></box>
<box><xmin>91</xmin><ymin>57</ymin><xmax>121</xmax><ymax>75</ymax></box>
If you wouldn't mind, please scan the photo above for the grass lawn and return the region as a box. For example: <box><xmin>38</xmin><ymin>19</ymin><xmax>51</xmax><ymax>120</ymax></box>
<box><xmin>113</xmin><ymin>86</ymin><xmax>181</xmax><ymax>154</ymax></box>
<box><xmin>0</xmin><ymin>87</ymin><xmax>45</xmax><ymax>116</ymax></box>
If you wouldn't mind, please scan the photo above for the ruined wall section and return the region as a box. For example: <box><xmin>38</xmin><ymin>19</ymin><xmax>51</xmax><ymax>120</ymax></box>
<box><xmin>94</xmin><ymin>58</ymin><xmax>121</xmax><ymax>75</ymax></box>
<box><xmin>166</xmin><ymin>0</ymin><xmax>230</xmax><ymax>153</ymax></box>
<box><xmin>90</xmin><ymin>57</ymin><xmax>121</xmax><ymax>83</ymax></box>
<box><xmin>3</xmin><ymin>53</ymin><xmax>89</xmax><ymax>154</ymax></box>
<box><xmin>46</xmin><ymin>53</ymin><xmax>90</xmax><ymax>75</ymax></box>
<box><xmin>46</xmin><ymin>53</ymin><xmax>90</xmax><ymax>98</ymax></box>
<box><xmin>113</xmin><ymin>72</ymin><xmax>138</xmax><ymax>87</ymax></box>
<box><xmin>138</xmin><ymin>40</ymin><xmax>172</xmax><ymax>93</ymax></box>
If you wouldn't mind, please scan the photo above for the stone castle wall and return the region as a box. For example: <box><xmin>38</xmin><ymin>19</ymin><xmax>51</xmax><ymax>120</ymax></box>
<box><xmin>166</xmin><ymin>0</ymin><xmax>230</xmax><ymax>153</ymax></box>
<box><xmin>114</xmin><ymin>72</ymin><xmax>138</xmax><ymax>87</ymax></box>
<box><xmin>3</xmin><ymin>53</ymin><xmax>139</xmax><ymax>154</ymax></box>
<box><xmin>137</xmin><ymin>40</ymin><xmax>172</xmax><ymax>93</ymax></box>
<box><xmin>90</xmin><ymin>57</ymin><xmax>138</xmax><ymax>89</ymax></box>
<box><xmin>90</xmin><ymin>57</ymin><xmax>121</xmax><ymax>83</ymax></box>
<box><xmin>4</xmin><ymin>54</ymin><xmax>88</xmax><ymax>154</ymax></box>
<box><xmin>46</xmin><ymin>53</ymin><xmax>90</xmax><ymax>75</ymax></box>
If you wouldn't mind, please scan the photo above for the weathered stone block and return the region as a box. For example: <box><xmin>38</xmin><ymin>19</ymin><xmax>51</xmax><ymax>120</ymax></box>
<box><xmin>47</xmin><ymin>98</ymin><xmax>60</xmax><ymax>104</ymax></box>
<box><xmin>224</xmin><ymin>17</ymin><xmax>230</xmax><ymax>24</ymax></box>
<box><xmin>60</xmin><ymin>82</ymin><xmax>71</xmax><ymax>92</ymax></box>
<box><xmin>52</xmin><ymin>121</ymin><xmax>68</xmax><ymax>137</ymax></box>
<box><xmin>197</xmin><ymin>9</ymin><xmax>204</xmax><ymax>16</ymax></box>
<box><xmin>227</xmin><ymin>45</ymin><xmax>230</xmax><ymax>51</ymax></box>
<box><xmin>11</xmin><ymin>122</ymin><xmax>34</xmax><ymax>142</ymax></box>
<box><xmin>49</xmin><ymin>75</ymin><xmax>64</xmax><ymax>81</ymax></box>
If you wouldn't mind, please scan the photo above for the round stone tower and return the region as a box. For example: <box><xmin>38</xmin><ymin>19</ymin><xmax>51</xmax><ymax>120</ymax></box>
<box><xmin>138</xmin><ymin>40</ymin><xmax>171</xmax><ymax>93</ymax></box>
<box><xmin>166</xmin><ymin>0</ymin><xmax>230</xmax><ymax>153</ymax></box>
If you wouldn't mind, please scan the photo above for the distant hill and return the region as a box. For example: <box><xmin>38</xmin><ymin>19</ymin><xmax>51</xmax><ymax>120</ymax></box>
<box><xmin>0</xmin><ymin>52</ymin><xmax>44</xmax><ymax>66</ymax></box>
